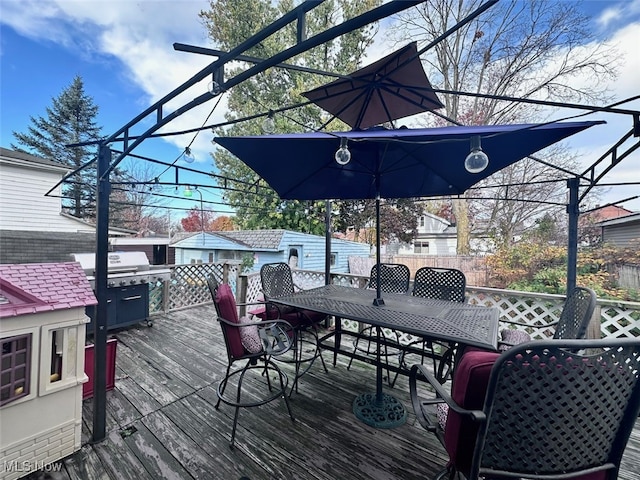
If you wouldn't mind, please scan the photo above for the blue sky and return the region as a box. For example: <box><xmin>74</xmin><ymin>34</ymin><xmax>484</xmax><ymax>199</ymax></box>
<box><xmin>1</xmin><ymin>0</ymin><xmax>639</xmax><ymax>220</ymax></box>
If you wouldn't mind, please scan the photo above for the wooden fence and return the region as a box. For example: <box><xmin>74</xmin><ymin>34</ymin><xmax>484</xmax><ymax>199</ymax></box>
<box><xmin>348</xmin><ymin>255</ymin><xmax>488</xmax><ymax>286</ymax></box>
<box><xmin>617</xmin><ymin>264</ymin><xmax>640</xmax><ymax>291</ymax></box>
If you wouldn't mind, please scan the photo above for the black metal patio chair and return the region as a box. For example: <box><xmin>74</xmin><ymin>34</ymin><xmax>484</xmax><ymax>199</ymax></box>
<box><xmin>498</xmin><ymin>286</ymin><xmax>598</xmax><ymax>348</ymax></box>
<box><xmin>399</xmin><ymin>267</ymin><xmax>467</xmax><ymax>384</ymax></box>
<box><xmin>207</xmin><ymin>276</ymin><xmax>295</xmax><ymax>447</ymax></box>
<box><xmin>347</xmin><ymin>263</ymin><xmax>410</xmax><ymax>387</ymax></box>
<box><xmin>258</xmin><ymin>262</ymin><xmax>328</xmax><ymax>396</ymax></box>
<box><xmin>410</xmin><ymin>337</ymin><xmax>640</xmax><ymax>480</ymax></box>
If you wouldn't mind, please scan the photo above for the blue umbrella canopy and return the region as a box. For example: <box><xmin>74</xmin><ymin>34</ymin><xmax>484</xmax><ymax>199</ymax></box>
<box><xmin>214</xmin><ymin>121</ymin><xmax>603</xmax><ymax>201</ymax></box>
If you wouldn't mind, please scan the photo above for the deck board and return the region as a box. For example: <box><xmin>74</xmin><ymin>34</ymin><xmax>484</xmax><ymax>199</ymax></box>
<box><xmin>26</xmin><ymin>304</ymin><xmax>640</xmax><ymax>480</ymax></box>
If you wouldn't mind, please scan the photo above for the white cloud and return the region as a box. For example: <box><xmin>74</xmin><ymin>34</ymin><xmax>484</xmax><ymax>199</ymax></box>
<box><xmin>1</xmin><ymin>0</ymin><xmax>224</xmax><ymax>160</ymax></box>
<box><xmin>597</xmin><ymin>6</ymin><xmax>622</xmax><ymax>29</ymax></box>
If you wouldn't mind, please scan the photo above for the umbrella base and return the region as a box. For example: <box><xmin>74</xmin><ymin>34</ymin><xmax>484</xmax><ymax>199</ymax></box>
<box><xmin>352</xmin><ymin>392</ymin><xmax>407</xmax><ymax>428</ymax></box>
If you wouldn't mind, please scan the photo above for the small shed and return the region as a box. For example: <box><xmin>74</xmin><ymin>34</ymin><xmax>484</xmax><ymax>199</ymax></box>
<box><xmin>170</xmin><ymin>229</ymin><xmax>370</xmax><ymax>273</ymax></box>
<box><xmin>110</xmin><ymin>236</ymin><xmax>176</xmax><ymax>265</ymax></box>
<box><xmin>599</xmin><ymin>212</ymin><xmax>640</xmax><ymax>247</ymax></box>
<box><xmin>0</xmin><ymin>262</ymin><xmax>96</xmax><ymax>480</ymax></box>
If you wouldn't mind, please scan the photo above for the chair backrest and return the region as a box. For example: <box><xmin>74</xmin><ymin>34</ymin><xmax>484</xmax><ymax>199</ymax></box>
<box><xmin>369</xmin><ymin>263</ymin><xmax>410</xmax><ymax>294</ymax></box>
<box><xmin>452</xmin><ymin>338</ymin><xmax>640</xmax><ymax>480</ymax></box>
<box><xmin>261</xmin><ymin>262</ymin><xmax>296</xmax><ymax>299</ymax></box>
<box><xmin>553</xmin><ymin>286</ymin><xmax>597</xmax><ymax>339</ymax></box>
<box><xmin>412</xmin><ymin>267</ymin><xmax>466</xmax><ymax>302</ymax></box>
<box><xmin>207</xmin><ymin>276</ymin><xmax>245</xmax><ymax>360</ymax></box>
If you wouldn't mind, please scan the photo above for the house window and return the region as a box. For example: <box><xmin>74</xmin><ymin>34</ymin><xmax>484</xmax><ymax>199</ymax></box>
<box><xmin>330</xmin><ymin>253</ymin><xmax>337</xmax><ymax>266</ymax></box>
<box><xmin>414</xmin><ymin>241</ymin><xmax>430</xmax><ymax>254</ymax></box>
<box><xmin>1</xmin><ymin>334</ymin><xmax>31</xmax><ymax>406</ymax></box>
<box><xmin>208</xmin><ymin>252</ymin><xmax>214</xmax><ymax>263</ymax></box>
<box><xmin>419</xmin><ymin>216</ymin><xmax>425</xmax><ymax>227</ymax></box>
<box><xmin>50</xmin><ymin>330</ymin><xmax>63</xmax><ymax>383</ymax></box>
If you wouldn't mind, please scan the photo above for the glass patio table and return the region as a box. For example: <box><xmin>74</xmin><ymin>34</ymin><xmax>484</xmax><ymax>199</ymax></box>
<box><xmin>268</xmin><ymin>284</ymin><xmax>499</xmax><ymax>429</ymax></box>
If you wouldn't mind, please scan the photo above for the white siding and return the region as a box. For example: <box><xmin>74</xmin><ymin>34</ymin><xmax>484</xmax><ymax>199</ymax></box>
<box><xmin>0</xmin><ymin>163</ymin><xmax>87</xmax><ymax>232</ymax></box>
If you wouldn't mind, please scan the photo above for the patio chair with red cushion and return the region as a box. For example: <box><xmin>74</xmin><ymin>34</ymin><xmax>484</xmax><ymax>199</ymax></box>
<box><xmin>207</xmin><ymin>276</ymin><xmax>295</xmax><ymax>447</ymax></box>
<box><xmin>410</xmin><ymin>338</ymin><xmax>640</xmax><ymax>480</ymax></box>
<box><xmin>258</xmin><ymin>262</ymin><xmax>328</xmax><ymax>395</ymax></box>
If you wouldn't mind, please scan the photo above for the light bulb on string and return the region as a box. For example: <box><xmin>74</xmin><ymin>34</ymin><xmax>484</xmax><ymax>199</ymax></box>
<box><xmin>334</xmin><ymin>137</ymin><xmax>351</xmax><ymax>165</ymax></box>
<box><xmin>262</xmin><ymin>111</ymin><xmax>275</xmax><ymax>134</ymax></box>
<box><xmin>464</xmin><ymin>136</ymin><xmax>489</xmax><ymax>174</ymax></box>
<box><xmin>208</xmin><ymin>80</ymin><xmax>221</xmax><ymax>96</ymax></box>
<box><xmin>183</xmin><ymin>147</ymin><xmax>195</xmax><ymax>163</ymax></box>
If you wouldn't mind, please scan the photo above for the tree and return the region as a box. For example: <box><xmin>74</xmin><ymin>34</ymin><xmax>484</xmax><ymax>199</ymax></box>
<box><xmin>210</xmin><ymin>215</ymin><xmax>236</xmax><ymax>231</ymax></box>
<box><xmin>202</xmin><ymin>0</ymin><xmax>381</xmax><ymax>236</ymax></box>
<box><xmin>390</xmin><ymin>0</ymin><xmax>617</xmax><ymax>252</ymax></box>
<box><xmin>181</xmin><ymin>207</ymin><xmax>215</xmax><ymax>232</ymax></box>
<box><xmin>109</xmin><ymin>159</ymin><xmax>168</xmax><ymax>233</ymax></box>
<box><xmin>334</xmin><ymin>199</ymin><xmax>421</xmax><ymax>245</ymax></box>
<box><xmin>12</xmin><ymin>75</ymin><xmax>102</xmax><ymax>219</ymax></box>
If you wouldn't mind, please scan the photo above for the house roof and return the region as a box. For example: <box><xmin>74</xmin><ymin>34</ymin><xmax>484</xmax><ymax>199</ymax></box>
<box><xmin>170</xmin><ymin>230</ymin><xmax>286</xmax><ymax>250</ymax></box>
<box><xmin>587</xmin><ymin>205</ymin><xmax>634</xmax><ymax>221</ymax></box>
<box><xmin>221</xmin><ymin>230</ymin><xmax>285</xmax><ymax>249</ymax></box>
<box><xmin>0</xmin><ymin>147</ymin><xmax>69</xmax><ymax>172</ymax></box>
<box><xmin>597</xmin><ymin>212</ymin><xmax>640</xmax><ymax>227</ymax></box>
<box><xmin>0</xmin><ymin>262</ymin><xmax>97</xmax><ymax>318</ymax></box>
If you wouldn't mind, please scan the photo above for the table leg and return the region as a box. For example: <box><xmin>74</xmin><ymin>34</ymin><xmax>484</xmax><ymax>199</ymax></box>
<box><xmin>333</xmin><ymin>316</ymin><xmax>342</xmax><ymax>367</ymax></box>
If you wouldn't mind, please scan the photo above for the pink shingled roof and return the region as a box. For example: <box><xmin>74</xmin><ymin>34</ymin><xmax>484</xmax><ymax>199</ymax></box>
<box><xmin>0</xmin><ymin>262</ymin><xmax>97</xmax><ymax>318</ymax></box>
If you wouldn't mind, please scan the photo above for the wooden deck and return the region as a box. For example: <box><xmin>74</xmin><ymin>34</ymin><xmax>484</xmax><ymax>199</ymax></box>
<box><xmin>27</xmin><ymin>304</ymin><xmax>640</xmax><ymax>480</ymax></box>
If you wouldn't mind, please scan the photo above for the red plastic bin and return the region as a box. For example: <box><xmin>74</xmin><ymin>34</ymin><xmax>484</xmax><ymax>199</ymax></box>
<box><xmin>83</xmin><ymin>338</ymin><xmax>117</xmax><ymax>400</ymax></box>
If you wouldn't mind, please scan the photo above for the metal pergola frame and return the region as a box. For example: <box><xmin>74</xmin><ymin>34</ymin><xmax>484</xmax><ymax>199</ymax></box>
<box><xmin>62</xmin><ymin>0</ymin><xmax>638</xmax><ymax>443</ymax></box>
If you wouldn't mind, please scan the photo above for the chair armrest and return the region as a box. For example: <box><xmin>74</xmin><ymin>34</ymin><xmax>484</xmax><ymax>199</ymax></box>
<box><xmin>500</xmin><ymin>318</ymin><xmax>559</xmax><ymax>330</ymax></box>
<box><xmin>217</xmin><ymin>316</ymin><xmax>294</xmax><ymax>356</ymax></box>
<box><xmin>410</xmin><ymin>364</ymin><xmax>486</xmax><ymax>429</ymax></box>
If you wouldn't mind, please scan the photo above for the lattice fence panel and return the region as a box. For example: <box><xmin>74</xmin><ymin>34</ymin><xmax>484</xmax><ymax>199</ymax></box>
<box><xmin>149</xmin><ymin>282</ymin><xmax>164</xmax><ymax>314</ymax></box>
<box><xmin>467</xmin><ymin>287</ymin><xmax>563</xmax><ymax>339</ymax></box>
<box><xmin>157</xmin><ymin>266</ymin><xmax>640</xmax><ymax>340</ymax></box>
<box><xmin>167</xmin><ymin>263</ymin><xmax>239</xmax><ymax>311</ymax></box>
<box><xmin>600</xmin><ymin>301</ymin><xmax>640</xmax><ymax>338</ymax></box>
<box><xmin>246</xmin><ymin>273</ymin><xmax>263</xmax><ymax>304</ymax></box>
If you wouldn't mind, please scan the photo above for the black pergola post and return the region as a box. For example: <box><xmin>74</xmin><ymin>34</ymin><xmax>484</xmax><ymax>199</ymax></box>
<box><xmin>566</xmin><ymin>177</ymin><xmax>579</xmax><ymax>295</ymax></box>
<box><xmin>92</xmin><ymin>144</ymin><xmax>111</xmax><ymax>443</ymax></box>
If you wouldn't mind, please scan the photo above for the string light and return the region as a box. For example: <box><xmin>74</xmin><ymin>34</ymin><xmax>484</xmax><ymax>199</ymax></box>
<box><xmin>334</xmin><ymin>137</ymin><xmax>351</xmax><ymax>165</ymax></box>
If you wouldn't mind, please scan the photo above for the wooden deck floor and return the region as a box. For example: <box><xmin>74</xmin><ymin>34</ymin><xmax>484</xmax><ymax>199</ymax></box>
<box><xmin>27</xmin><ymin>304</ymin><xmax>640</xmax><ymax>480</ymax></box>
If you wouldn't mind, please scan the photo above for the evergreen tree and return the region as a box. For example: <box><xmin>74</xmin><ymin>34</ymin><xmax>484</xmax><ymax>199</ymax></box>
<box><xmin>12</xmin><ymin>75</ymin><xmax>102</xmax><ymax>219</ymax></box>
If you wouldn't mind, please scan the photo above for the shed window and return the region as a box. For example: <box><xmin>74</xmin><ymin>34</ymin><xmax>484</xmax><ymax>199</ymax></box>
<box><xmin>1</xmin><ymin>334</ymin><xmax>31</xmax><ymax>406</ymax></box>
<box><xmin>330</xmin><ymin>253</ymin><xmax>337</xmax><ymax>266</ymax></box>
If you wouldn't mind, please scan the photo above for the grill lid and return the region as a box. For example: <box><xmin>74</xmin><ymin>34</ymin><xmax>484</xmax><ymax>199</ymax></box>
<box><xmin>71</xmin><ymin>251</ymin><xmax>150</xmax><ymax>275</ymax></box>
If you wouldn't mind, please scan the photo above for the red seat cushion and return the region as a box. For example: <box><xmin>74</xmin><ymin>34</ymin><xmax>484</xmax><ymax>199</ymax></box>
<box><xmin>215</xmin><ymin>284</ymin><xmax>244</xmax><ymax>359</ymax></box>
<box><xmin>444</xmin><ymin>349</ymin><xmax>500</xmax><ymax>475</ymax></box>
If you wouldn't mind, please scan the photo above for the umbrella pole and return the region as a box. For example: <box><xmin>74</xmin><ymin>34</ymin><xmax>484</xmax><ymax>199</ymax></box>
<box><xmin>373</xmin><ymin>195</ymin><xmax>384</xmax><ymax>306</ymax></box>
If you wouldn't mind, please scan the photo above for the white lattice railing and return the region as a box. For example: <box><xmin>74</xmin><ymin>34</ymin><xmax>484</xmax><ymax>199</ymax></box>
<box><xmin>151</xmin><ymin>265</ymin><xmax>640</xmax><ymax>340</ymax></box>
<box><xmin>149</xmin><ymin>262</ymin><xmax>241</xmax><ymax>314</ymax></box>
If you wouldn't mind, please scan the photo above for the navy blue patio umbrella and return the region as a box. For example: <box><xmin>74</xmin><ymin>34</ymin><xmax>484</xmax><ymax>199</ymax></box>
<box><xmin>215</xmin><ymin>121</ymin><xmax>603</xmax><ymax>302</ymax></box>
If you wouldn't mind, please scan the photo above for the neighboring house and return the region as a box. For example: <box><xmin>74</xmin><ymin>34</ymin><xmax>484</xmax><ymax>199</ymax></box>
<box><xmin>0</xmin><ymin>147</ymin><xmax>132</xmax><ymax>264</ymax></box>
<box><xmin>170</xmin><ymin>229</ymin><xmax>370</xmax><ymax>273</ymax></box>
<box><xmin>395</xmin><ymin>212</ymin><xmax>457</xmax><ymax>255</ymax></box>
<box><xmin>599</xmin><ymin>212</ymin><xmax>640</xmax><ymax>248</ymax></box>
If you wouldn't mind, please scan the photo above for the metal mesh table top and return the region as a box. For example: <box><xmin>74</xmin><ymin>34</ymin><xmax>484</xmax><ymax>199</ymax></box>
<box><xmin>271</xmin><ymin>284</ymin><xmax>499</xmax><ymax>350</ymax></box>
